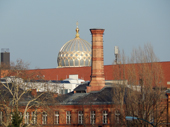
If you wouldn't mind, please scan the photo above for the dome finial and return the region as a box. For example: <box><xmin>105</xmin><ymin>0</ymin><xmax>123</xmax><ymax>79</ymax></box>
<box><xmin>75</xmin><ymin>21</ymin><xmax>80</xmax><ymax>38</ymax></box>
<box><xmin>76</xmin><ymin>21</ymin><xmax>79</xmax><ymax>27</ymax></box>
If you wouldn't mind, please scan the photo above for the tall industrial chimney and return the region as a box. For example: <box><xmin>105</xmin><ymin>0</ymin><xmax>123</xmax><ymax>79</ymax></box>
<box><xmin>87</xmin><ymin>29</ymin><xmax>105</xmax><ymax>93</ymax></box>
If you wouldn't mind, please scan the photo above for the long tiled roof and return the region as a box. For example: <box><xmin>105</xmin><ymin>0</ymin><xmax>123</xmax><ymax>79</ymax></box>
<box><xmin>1</xmin><ymin>82</ymin><xmax>168</xmax><ymax>106</ymax></box>
<box><xmin>27</xmin><ymin>61</ymin><xmax>170</xmax><ymax>87</ymax></box>
<box><xmin>56</xmin><ymin>86</ymin><xmax>114</xmax><ymax>105</ymax></box>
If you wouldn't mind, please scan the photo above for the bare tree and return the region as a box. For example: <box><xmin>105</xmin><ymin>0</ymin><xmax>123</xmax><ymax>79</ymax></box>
<box><xmin>0</xmin><ymin>59</ymin><xmax>53</xmax><ymax>127</ymax></box>
<box><xmin>112</xmin><ymin>44</ymin><xmax>166</xmax><ymax>127</ymax></box>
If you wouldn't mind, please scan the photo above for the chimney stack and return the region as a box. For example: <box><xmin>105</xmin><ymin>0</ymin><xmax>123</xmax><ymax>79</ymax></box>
<box><xmin>1</xmin><ymin>48</ymin><xmax>10</xmax><ymax>68</ymax></box>
<box><xmin>87</xmin><ymin>29</ymin><xmax>105</xmax><ymax>93</ymax></box>
<box><xmin>31</xmin><ymin>89</ymin><xmax>37</xmax><ymax>97</ymax></box>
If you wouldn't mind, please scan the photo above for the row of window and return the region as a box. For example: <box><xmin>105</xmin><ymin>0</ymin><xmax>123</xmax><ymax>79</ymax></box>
<box><xmin>0</xmin><ymin>110</ymin><xmax>120</xmax><ymax>125</ymax></box>
<box><xmin>58</xmin><ymin>58</ymin><xmax>91</xmax><ymax>67</ymax></box>
<box><xmin>60</xmin><ymin>89</ymin><xmax>71</xmax><ymax>94</ymax></box>
<box><xmin>63</xmin><ymin>110</ymin><xmax>111</xmax><ymax>124</ymax></box>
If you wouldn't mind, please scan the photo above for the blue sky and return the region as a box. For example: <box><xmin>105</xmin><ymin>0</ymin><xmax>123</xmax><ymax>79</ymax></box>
<box><xmin>0</xmin><ymin>0</ymin><xmax>170</xmax><ymax>69</ymax></box>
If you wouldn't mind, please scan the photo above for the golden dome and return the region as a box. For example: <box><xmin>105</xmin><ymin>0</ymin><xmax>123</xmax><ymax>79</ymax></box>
<box><xmin>57</xmin><ymin>23</ymin><xmax>91</xmax><ymax>67</ymax></box>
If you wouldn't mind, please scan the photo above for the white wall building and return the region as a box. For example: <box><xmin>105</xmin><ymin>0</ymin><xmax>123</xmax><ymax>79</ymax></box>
<box><xmin>16</xmin><ymin>75</ymin><xmax>85</xmax><ymax>94</ymax></box>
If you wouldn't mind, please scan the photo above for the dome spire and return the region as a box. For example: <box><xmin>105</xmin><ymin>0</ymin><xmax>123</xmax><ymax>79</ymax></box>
<box><xmin>75</xmin><ymin>21</ymin><xmax>80</xmax><ymax>38</ymax></box>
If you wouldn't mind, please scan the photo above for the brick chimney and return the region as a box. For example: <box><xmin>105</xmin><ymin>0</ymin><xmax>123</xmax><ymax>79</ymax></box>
<box><xmin>31</xmin><ymin>89</ymin><xmax>37</xmax><ymax>97</ymax></box>
<box><xmin>53</xmin><ymin>93</ymin><xmax>58</xmax><ymax>98</ymax></box>
<box><xmin>87</xmin><ymin>29</ymin><xmax>105</xmax><ymax>93</ymax></box>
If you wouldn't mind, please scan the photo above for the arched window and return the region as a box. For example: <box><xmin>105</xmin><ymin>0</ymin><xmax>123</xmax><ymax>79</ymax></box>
<box><xmin>25</xmin><ymin>112</ymin><xmax>29</xmax><ymax>124</ymax></box>
<box><xmin>149</xmin><ymin>110</ymin><xmax>154</xmax><ymax>123</ymax></box>
<box><xmin>62</xmin><ymin>59</ymin><xmax>64</xmax><ymax>66</ymax></box>
<box><xmin>32</xmin><ymin>111</ymin><xmax>37</xmax><ymax>124</ymax></box>
<box><xmin>42</xmin><ymin>112</ymin><xmax>47</xmax><ymax>124</ymax></box>
<box><xmin>66</xmin><ymin>111</ymin><xmax>71</xmax><ymax>124</ymax></box>
<box><xmin>70</xmin><ymin>59</ymin><xmax>74</xmax><ymax>66</ymax></box>
<box><xmin>80</xmin><ymin>59</ymin><xmax>84</xmax><ymax>66</ymax></box>
<box><xmin>85</xmin><ymin>59</ymin><xmax>89</xmax><ymax>66</ymax></box>
<box><xmin>75</xmin><ymin>59</ymin><xmax>79</xmax><ymax>66</ymax></box>
<box><xmin>65</xmin><ymin>59</ymin><xmax>69</xmax><ymax>66</ymax></box>
<box><xmin>115</xmin><ymin>110</ymin><xmax>120</xmax><ymax>123</ymax></box>
<box><xmin>90</xmin><ymin>111</ymin><xmax>95</xmax><ymax>124</ymax></box>
<box><xmin>0</xmin><ymin>111</ymin><xmax>2</xmax><ymax>125</ymax></box>
<box><xmin>78</xmin><ymin>111</ymin><xmax>83</xmax><ymax>124</ymax></box>
<box><xmin>103</xmin><ymin>110</ymin><xmax>108</xmax><ymax>124</ymax></box>
<box><xmin>54</xmin><ymin>111</ymin><xmax>59</xmax><ymax>124</ymax></box>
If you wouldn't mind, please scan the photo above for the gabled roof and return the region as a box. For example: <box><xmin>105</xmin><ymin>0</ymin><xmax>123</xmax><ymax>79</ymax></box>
<box><xmin>74</xmin><ymin>81</ymin><xmax>90</xmax><ymax>91</ymax></box>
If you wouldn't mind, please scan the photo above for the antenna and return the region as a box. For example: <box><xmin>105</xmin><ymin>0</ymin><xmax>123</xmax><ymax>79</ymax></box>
<box><xmin>114</xmin><ymin>46</ymin><xmax>119</xmax><ymax>64</ymax></box>
<box><xmin>1</xmin><ymin>48</ymin><xmax>9</xmax><ymax>52</ymax></box>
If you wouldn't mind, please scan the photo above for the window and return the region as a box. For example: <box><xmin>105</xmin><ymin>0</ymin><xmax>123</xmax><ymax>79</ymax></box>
<box><xmin>90</xmin><ymin>111</ymin><xmax>95</xmax><ymax>124</ymax></box>
<box><xmin>60</xmin><ymin>89</ymin><xmax>64</xmax><ymax>94</ymax></box>
<box><xmin>32</xmin><ymin>111</ymin><xmax>37</xmax><ymax>124</ymax></box>
<box><xmin>64</xmin><ymin>89</ymin><xmax>68</xmax><ymax>94</ymax></box>
<box><xmin>80</xmin><ymin>59</ymin><xmax>84</xmax><ymax>65</ymax></box>
<box><xmin>139</xmin><ymin>79</ymin><xmax>143</xmax><ymax>85</ymax></box>
<box><xmin>103</xmin><ymin>110</ymin><xmax>108</xmax><ymax>124</ymax></box>
<box><xmin>149</xmin><ymin>111</ymin><xmax>154</xmax><ymax>123</ymax></box>
<box><xmin>78</xmin><ymin>111</ymin><xmax>83</xmax><ymax>124</ymax></box>
<box><xmin>19</xmin><ymin>112</ymin><xmax>22</xmax><ymax>118</ymax></box>
<box><xmin>143</xmin><ymin>110</ymin><xmax>146</xmax><ymax>120</ymax></box>
<box><xmin>70</xmin><ymin>59</ymin><xmax>73</xmax><ymax>66</ymax></box>
<box><xmin>66</xmin><ymin>111</ymin><xmax>71</xmax><ymax>124</ymax></box>
<box><xmin>42</xmin><ymin>112</ymin><xmax>47</xmax><ymax>124</ymax></box>
<box><xmin>10</xmin><ymin>112</ymin><xmax>13</xmax><ymax>121</ymax></box>
<box><xmin>60</xmin><ymin>89</ymin><xmax>71</xmax><ymax>94</ymax></box>
<box><xmin>54</xmin><ymin>111</ymin><xmax>59</xmax><ymax>124</ymax></box>
<box><xmin>25</xmin><ymin>112</ymin><xmax>29</xmax><ymax>124</ymax></box>
<box><xmin>85</xmin><ymin>59</ymin><xmax>89</xmax><ymax>66</ymax></box>
<box><xmin>134</xmin><ymin>110</ymin><xmax>138</xmax><ymax>116</ymax></box>
<box><xmin>75</xmin><ymin>59</ymin><xmax>79</xmax><ymax>66</ymax></box>
<box><xmin>115</xmin><ymin>110</ymin><xmax>120</xmax><ymax>123</ymax></box>
<box><xmin>0</xmin><ymin>111</ymin><xmax>2</xmax><ymax>125</ymax></box>
<box><xmin>62</xmin><ymin>60</ymin><xmax>64</xmax><ymax>66</ymax></box>
<box><xmin>65</xmin><ymin>59</ymin><xmax>69</xmax><ymax>66</ymax></box>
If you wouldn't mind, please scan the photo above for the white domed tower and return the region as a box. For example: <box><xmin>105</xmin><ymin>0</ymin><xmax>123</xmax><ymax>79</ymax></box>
<box><xmin>57</xmin><ymin>23</ymin><xmax>91</xmax><ymax>67</ymax></box>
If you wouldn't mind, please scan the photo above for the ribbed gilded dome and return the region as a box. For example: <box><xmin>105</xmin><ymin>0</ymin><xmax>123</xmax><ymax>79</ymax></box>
<box><xmin>57</xmin><ymin>23</ymin><xmax>91</xmax><ymax>67</ymax></box>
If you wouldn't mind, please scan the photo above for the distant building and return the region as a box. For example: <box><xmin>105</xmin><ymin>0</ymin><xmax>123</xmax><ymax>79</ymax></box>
<box><xmin>1</xmin><ymin>74</ymin><xmax>85</xmax><ymax>95</ymax></box>
<box><xmin>0</xmin><ymin>48</ymin><xmax>10</xmax><ymax>67</ymax></box>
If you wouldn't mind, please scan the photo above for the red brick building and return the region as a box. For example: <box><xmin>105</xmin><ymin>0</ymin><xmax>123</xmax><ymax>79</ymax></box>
<box><xmin>0</xmin><ymin>28</ymin><xmax>170</xmax><ymax>127</ymax></box>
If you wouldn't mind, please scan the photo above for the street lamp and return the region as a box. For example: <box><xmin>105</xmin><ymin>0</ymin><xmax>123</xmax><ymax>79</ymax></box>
<box><xmin>125</xmin><ymin>116</ymin><xmax>155</xmax><ymax>127</ymax></box>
